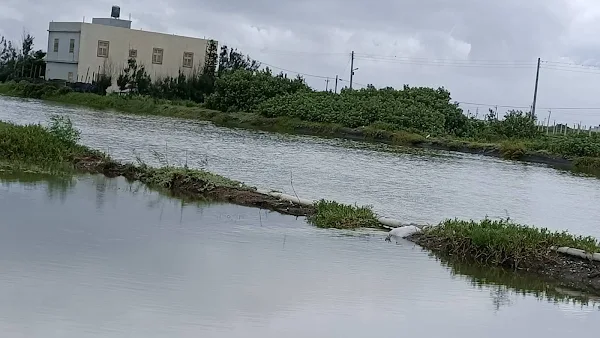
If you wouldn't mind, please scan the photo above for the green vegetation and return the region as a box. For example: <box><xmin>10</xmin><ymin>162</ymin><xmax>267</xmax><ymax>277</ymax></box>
<box><xmin>307</xmin><ymin>200</ymin><xmax>380</xmax><ymax>229</ymax></box>
<box><xmin>1</xmin><ymin>33</ymin><xmax>46</xmax><ymax>83</ymax></box>
<box><xmin>0</xmin><ymin>117</ymin><xmax>94</xmax><ymax>167</ymax></box>
<box><xmin>3</xmin><ymin>39</ymin><xmax>600</xmax><ymax>173</ymax></box>
<box><xmin>416</xmin><ymin>218</ymin><xmax>600</xmax><ymax>270</ymax></box>
<box><xmin>0</xmin><ymin>116</ymin><xmax>381</xmax><ymax>229</ymax></box>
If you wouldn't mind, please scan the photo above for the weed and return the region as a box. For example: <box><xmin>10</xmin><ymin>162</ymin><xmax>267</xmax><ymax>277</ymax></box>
<box><xmin>307</xmin><ymin>199</ymin><xmax>380</xmax><ymax>229</ymax></box>
<box><xmin>418</xmin><ymin>218</ymin><xmax>600</xmax><ymax>270</ymax></box>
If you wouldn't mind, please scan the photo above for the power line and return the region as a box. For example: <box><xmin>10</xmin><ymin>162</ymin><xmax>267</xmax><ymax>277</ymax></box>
<box><xmin>355</xmin><ymin>54</ymin><xmax>535</xmax><ymax>66</ymax></box>
<box><xmin>221</xmin><ymin>42</ymin><xmax>348</xmax><ymax>56</ymax></box>
<box><xmin>338</xmin><ymin>78</ymin><xmax>367</xmax><ymax>87</ymax></box>
<box><xmin>354</xmin><ymin>56</ymin><xmax>536</xmax><ymax>68</ymax></box>
<box><xmin>540</xmin><ymin>65</ymin><xmax>600</xmax><ymax>75</ymax></box>
<box><xmin>255</xmin><ymin>60</ymin><xmax>332</xmax><ymax>80</ymax></box>
<box><xmin>457</xmin><ymin>101</ymin><xmax>600</xmax><ymax>111</ymax></box>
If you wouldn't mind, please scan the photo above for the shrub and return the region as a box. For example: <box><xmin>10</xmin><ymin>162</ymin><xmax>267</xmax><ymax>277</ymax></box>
<box><xmin>307</xmin><ymin>199</ymin><xmax>379</xmax><ymax>229</ymax></box>
<box><xmin>419</xmin><ymin>218</ymin><xmax>600</xmax><ymax>269</ymax></box>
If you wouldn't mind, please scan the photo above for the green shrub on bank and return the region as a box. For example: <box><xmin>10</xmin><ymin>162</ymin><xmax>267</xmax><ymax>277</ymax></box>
<box><xmin>0</xmin><ymin>117</ymin><xmax>90</xmax><ymax>164</ymax></box>
<box><xmin>255</xmin><ymin>86</ymin><xmax>467</xmax><ymax>135</ymax></box>
<box><xmin>420</xmin><ymin>218</ymin><xmax>600</xmax><ymax>269</ymax></box>
<box><xmin>4</xmin><ymin>79</ymin><xmax>600</xmax><ymax>170</ymax></box>
<box><xmin>205</xmin><ymin>69</ymin><xmax>311</xmax><ymax>112</ymax></box>
<box><xmin>307</xmin><ymin>200</ymin><xmax>380</xmax><ymax>229</ymax></box>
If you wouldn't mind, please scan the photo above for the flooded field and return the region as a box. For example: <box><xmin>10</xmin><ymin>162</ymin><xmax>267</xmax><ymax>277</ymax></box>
<box><xmin>0</xmin><ymin>172</ymin><xmax>597</xmax><ymax>337</ymax></box>
<box><xmin>1</xmin><ymin>96</ymin><xmax>600</xmax><ymax>240</ymax></box>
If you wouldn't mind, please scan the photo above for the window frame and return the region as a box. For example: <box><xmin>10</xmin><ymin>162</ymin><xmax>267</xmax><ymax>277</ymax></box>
<box><xmin>53</xmin><ymin>38</ymin><xmax>59</xmax><ymax>52</ymax></box>
<box><xmin>182</xmin><ymin>52</ymin><xmax>193</xmax><ymax>68</ymax></box>
<box><xmin>152</xmin><ymin>47</ymin><xmax>164</xmax><ymax>64</ymax></box>
<box><xmin>97</xmin><ymin>40</ymin><xmax>109</xmax><ymax>58</ymax></box>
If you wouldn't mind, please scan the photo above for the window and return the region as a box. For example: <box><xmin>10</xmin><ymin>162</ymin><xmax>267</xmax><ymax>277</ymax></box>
<box><xmin>129</xmin><ymin>49</ymin><xmax>137</xmax><ymax>58</ymax></box>
<box><xmin>67</xmin><ymin>72</ymin><xmax>73</xmax><ymax>82</ymax></box>
<box><xmin>69</xmin><ymin>39</ymin><xmax>75</xmax><ymax>53</ymax></box>
<box><xmin>53</xmin><ymin>38</ymin><xmax>59</xmax><ymax>52</ymax></box>
<box><xmin>152</xmin><ymin>48</ymin><xmax>163</xmax><ymax>64</ymax></box>
<box><xmin>182</xmin><ymin>52</ymin><xmax>193</xmax><ymax>68</ymax></box>
<box><xmin>97</xmin><ymin>40</ymin><xmax>109</xmax><ymax>58</ymax></box>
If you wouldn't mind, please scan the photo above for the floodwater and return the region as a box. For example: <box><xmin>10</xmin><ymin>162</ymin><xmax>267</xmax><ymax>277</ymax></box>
<box><xmin>1</xmin><ymin>96</ymin><xmax>599</xmax><ymax>239</ymax></box>
<box><xmin>0</xmin><ymin>172</ymin><xmax>597</xmax><ymax>337</ymax></box>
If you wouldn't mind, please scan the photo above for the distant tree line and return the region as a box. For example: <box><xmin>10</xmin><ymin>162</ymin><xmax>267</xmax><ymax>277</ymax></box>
<box><xmin>0</xmin><ymin>32</ymin><xmax>46</xmax><ymax>82</ymax></box>
<box><xmin>115</xmin><ymin>42</ymin><xmax>311</xmax><ymax>110</ymax></box>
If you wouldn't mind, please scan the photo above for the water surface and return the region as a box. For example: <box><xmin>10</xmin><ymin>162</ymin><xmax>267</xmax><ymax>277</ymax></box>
<box><xmin>0</xmin><ymin>172</ymin><xmax>598</xmax><ymax>337</ymax></box>
<box><xmin>1</xmin><ymin>96</ymin><xmax>599</xmax><ymax>240</ymax></box>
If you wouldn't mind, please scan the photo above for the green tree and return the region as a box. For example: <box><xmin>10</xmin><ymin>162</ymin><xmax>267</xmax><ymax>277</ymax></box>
<box><xmin>117</xmin><ymin>58</ymin><xmax>151</xmax><ymax>94</ymax></box>
<box><xmin>203</xmin><ymin>39</ymin><xmax>218</xmax><ymax>78</ymax></box>
<box><xmin>217</xmin><ymin>45</ymin><xmax>260</xmax><ymax>76</ymax></box>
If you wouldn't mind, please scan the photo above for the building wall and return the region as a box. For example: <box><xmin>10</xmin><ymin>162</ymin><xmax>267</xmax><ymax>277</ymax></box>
<box><xmin>46</xmin><ymin>62</ymin><xmax>78</xmax><ymax>82</ymax></box>
<box><xmin>77</xmin><ymin>22</ymin><xmax>213</xmax><ymax>91</ymax></box>
<box><xmin>91</xmin><ymin>18</ymin><xmax>131</xmax><ymax>29</ymax></box>
<box><xmin>45</xmin><ymin>22</ymin><xmax>82</xmax><ymax>81</ymax></box>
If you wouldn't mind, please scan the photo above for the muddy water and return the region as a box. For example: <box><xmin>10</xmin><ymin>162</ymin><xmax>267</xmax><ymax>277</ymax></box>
<box><xmin>1</xmin><ymin>96</ymin><xmax>600</xmax><ymax>241</ymax></box>
<box><xmin>0</xmin><ymin>172</ymin><xmax>598</xmax><ymax>337</ymax></box>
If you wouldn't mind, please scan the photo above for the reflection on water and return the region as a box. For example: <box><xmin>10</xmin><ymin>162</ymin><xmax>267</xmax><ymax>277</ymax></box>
<box><xmin>430</xmin><ymin>251</ymin><xmax>600</xmax><ymax>311</ymax></box>
<box><xmin>0</xmin><ymin>171</ymin><xmax>597</xmax><ymax>337</ymax></box>
<box><xmin>0</xmin><ymin>170</ymin><xmax>77</xmax><ymax>204</ymax></box>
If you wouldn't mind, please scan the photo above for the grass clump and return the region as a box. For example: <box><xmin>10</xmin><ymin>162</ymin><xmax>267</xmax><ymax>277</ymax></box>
<box><xmin>419</xmin><ymin>218</ymin><xmax>600</xmax><ymax>270</ymax></box>
<box><xmin>307</xmin><ymin>199</ymin><xmax>380</xmax><ymax>229</ymax></box>
<box><xmin>499</xmin><ymin>141</ymin><xmax>527</xmax><ymax>160</ymax></box>
<box><xmin>139</xmin><ymin>166</ymin><xmax>245</xmax><ymax>192</ymax></box>
<box><xmin>0</xmin><ymin>116</ymin><xmax>96</xmax><ymax>167</ymax></box>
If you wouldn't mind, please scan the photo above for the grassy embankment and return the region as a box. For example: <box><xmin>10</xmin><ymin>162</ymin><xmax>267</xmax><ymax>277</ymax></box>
<box><xmin>411</xmin><ymin>218</ymin><xmax>600</xmax><ymax>293</ymax></box>
<box><xmin>2</xmin><ymin>81</ymin><xmax>600</xmax><ymax>173</ymax></box>
<box><xmin>1</xmin><ymin>116</ymin><xmax>599</xmax><ymax>291</ymax></box>
<box><xmin>0</xmin><ymin>116</ymin><xmax>380</xmax><ymax>226</ymax></box>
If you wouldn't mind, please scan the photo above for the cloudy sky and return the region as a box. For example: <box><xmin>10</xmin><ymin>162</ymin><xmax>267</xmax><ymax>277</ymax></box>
<box><xmin>3</xmin><ymin>0</ymin><xmax>600</xmax><ymax>125</ymax></box>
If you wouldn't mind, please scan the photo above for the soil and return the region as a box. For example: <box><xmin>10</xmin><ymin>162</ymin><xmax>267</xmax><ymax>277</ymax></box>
<box><xmin>407</xmin><ymin>233</ymin><xmax>600</xmax><ymax>295</ymax></box>
<box><xmin>71</xmin><ymin>155</ymin><xmax>314</xmax><ymax>217</ymax></box>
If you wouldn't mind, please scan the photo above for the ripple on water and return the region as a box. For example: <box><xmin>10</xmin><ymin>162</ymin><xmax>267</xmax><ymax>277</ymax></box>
<box><xmin>2</xmin><ymin>96</ymin><xmax>600</xmax><ymax>239</ymax></box>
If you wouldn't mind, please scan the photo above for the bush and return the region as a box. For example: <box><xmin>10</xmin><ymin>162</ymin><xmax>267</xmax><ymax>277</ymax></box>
<box><xmin>0</xmin><ymin>117</ymin><xmax>88</xmax><ymax>164</ymax></box>
<box><xmin>307</xmin><ymin>199</ymin><xmax>379</xmax><ymax>229</ymax></box>
<box><xmin>47</xmin><ymin>115</ymin><xmax>80</xmax><ymax>145</ymax></box>
<box><xmin>420</xmin><ymin>218</ymin><xmax>600</xmax><ymax>269</ymax></box>
<box><xmin>255</xmin><ymin>85</ymin><xmax>466</xmax><ymax>135</ymax></box>
<box><xmin>205</xmin><ymin>69</ymin><xmax>311</xmax><ymax>112</ymax></box>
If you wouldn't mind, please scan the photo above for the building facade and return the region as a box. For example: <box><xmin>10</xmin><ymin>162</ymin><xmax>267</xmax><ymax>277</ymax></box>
<box><xmin>46</xmin><ymin>12</ymin><xmax>216</xmax><ymax>91</ymax></box>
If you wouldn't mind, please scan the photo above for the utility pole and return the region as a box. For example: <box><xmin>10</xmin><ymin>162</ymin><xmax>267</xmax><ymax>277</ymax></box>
<box><xmin>546</xmin><ymin>110</ymin><xmax>551</xmax><ymax>134</ymax></box>
<box><xmin>349</xmin><ymin>51</ymin><xmax>354</xmax><ymax>89</ymax></box>
<box><xmin>325</xmin><ymin>78</ymin><xmax>329</xmax><ymax>91</ymax></box>
<box><xmin>531</xmin><ymin>57</ymin><xmax>541</xmax><ymax>119</ymax></box>
<box><xmin>334</xmin><ymin>75</ymin><xmax>338</xmax><ymax>93</ymax></box>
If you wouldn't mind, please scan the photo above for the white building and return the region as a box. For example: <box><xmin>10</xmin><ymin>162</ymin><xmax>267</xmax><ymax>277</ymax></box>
<box><xmin>45</xmin><ymin>6</ymin><xmax>217</xmax><ymax>91</ymax></box>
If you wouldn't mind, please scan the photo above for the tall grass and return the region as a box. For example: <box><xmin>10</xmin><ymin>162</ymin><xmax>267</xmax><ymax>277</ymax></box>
<box><xmin>420</xmin><ymin>218</ymin><xmax>600</xmax><ymax>269</ymax></box>
<box><xmin>307</xmin><ymin>200</ymin><xmax>380</xmax><ymax>229</ymax></box>
<box><xmin>0</xmin><ymin>116</ymin><xmax>94</xmax><ymax>165</ymax></box>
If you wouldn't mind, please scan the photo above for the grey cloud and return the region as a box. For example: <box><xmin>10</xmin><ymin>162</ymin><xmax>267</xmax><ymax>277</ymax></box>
<box><xmin>2</xmin><ymin>0</ymin><xmax>600</xmax><ymax>125</ymax></box>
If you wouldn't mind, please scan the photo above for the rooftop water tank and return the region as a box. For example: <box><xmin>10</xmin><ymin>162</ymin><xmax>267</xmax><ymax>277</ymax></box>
<box><xmin>111</xmin><ymin>6</ymin><xmax>120</xmax><ymax>19</ymax></box>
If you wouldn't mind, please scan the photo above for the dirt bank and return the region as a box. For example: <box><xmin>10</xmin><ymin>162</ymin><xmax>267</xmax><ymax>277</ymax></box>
<box><xmin>72</xmin><ymin>155</ymin><xmax>314</xmax><ymax>217</ymax></box>
<box><xmin>407</xmin><ymin>233</ymin><xmax>600</xmax><ymax>295</ymax></box>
